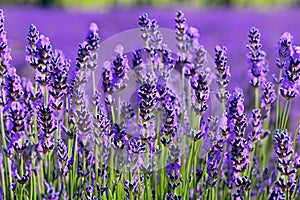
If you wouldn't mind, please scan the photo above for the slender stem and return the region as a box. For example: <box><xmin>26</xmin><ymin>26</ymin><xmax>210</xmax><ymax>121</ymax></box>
<box><xmin>183</xmin><ymin>140</ymin><xmax>196</xmax><ymax>199</ymax></box>
<box><xmin>0</xmin><ymin>109</ymin><xmax>13</xmax><ymax>199</ymax></box>
<box><xmin>117</xmin><ymin>91</ymin><xmax>121</xmax><ymax>123</ymax></box>
<box><xmin>280</xmin><ymin>99</ymin><xmax>290</xmax><ymax>130</ymax></box>
<box><xmin>275</xmin><ymin>68</ymin><xmax>282</xmax><ymax>129</ymax></box>
<box><xmin>254</xmin><ymin>86</ymin><xmax>259</xmax><ymax>109</ymax></box>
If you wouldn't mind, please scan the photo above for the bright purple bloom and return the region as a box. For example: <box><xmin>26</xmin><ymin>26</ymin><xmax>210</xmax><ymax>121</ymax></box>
<box><xmin>276</xmin><ymin>32</ymin><xmax>294</xmax><ymax>69</ymax></box>
<box><xmin>226</xmin><ymin>90</ymin><xmax>250</xmax><ymax>196</ymax></box>
<box><xmin>190</xmin><ymin>68</ymin><xmax>211</xmax><ymax>115</ymax></box>
<box><xmin>161</xmin><ymin>88</ymin><xmax>179</xmax><ymax>146</ymax></box>
<box><xmin>261</xmin><ymin>82</ymin><xmax>276</xmax><ymax>113</ymax></box>
<box><xmin>215</xmin><ymin>45</ymin><xmax>231</xmax><ymax>102</ymax></box>
<box><xmin>248</xmin><ymin>109</ymin><xmax>263</xmax><ymax>149</ymax></box>
<box><xmin>112</xmin><ymin>45</ymin><xmax>129</xmax><ymax>91</ymax></box>
<box><xmin>26</xmin><ymin>24</ymin><xmax>39</xmax><ymax>70</ymax></box>
<box><xmin>207</xmin><ymin>140</ymin><xmax>223</xmax><ymax>186</ymax></box>
<box><xmin>0</xmin><ymin>9</ymin><xmax>12</xmax><ymax>83</ymax></box>
<box><xmin>139</xmin><ymin>13</ymin><xmax>151</xmax><ymax>44</ymax></box>
<box><xmin>280</xmin><ymin>45</ymin><xmax>300</xmax><ymax>99</ymax></box>
<box><xmin>247</xmin><ymin>27</ymin><xmax>268</xmax><ymax>88</ymax></box>
<box><xmin>271</xmin><ymin>129</ymin><xmax>297</xmax><ymax>199</ymax></box>
<box><xmin>5</xmin><ymin>67</ymin><xmax>24</xmax><ymax>102</ymax></box>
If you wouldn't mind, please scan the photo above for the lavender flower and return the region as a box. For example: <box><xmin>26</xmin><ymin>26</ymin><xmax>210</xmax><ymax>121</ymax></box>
<box><xmin>248</xmin><ymin>109</ymin><xmax>263</xmax><ymax>150</ymax></box>
<box><xmin>226</xmin><ymin>90</ymin><xmax>250</xmax><ymax>196</ymax></box>
<box><xmin>276</xmin><ymin>32</ymin><xmax>294</xmax><ymax>69</ymax></box>
<box><xmin>280</xmin><ymin>45</ymin><xmax>300</xmax><ymax>99</ymax></box>
<box><xmin>26</xmin><ymin>24</ymin><xmax>39</xmax><ymax>70</ymax></box>
<box><xmin>49</xmin><ymin>50</ymin><xmax>70</xmax><ymax>111</ymax></box>
<box><xmin>271</xmin><ymin>129</ymin><xmax>297</xmax><ymax>198</ymax></box>
<box><xmin>214</xmin><ymin>45</ymin><xmax>231</xmax><ymax>102</ymax></box>
<box><xmin>110</xmin><ymin>123</ymin><xmax>128</xmax><ymax>150</ymax></box>
<box><xmin>85</xmin><ymin>23</ymin><xmax>100</xmax><ymax>71</ymax></box>
<box><xmin>5</xmin><ymin>67</ymin><xmax>24</xmax><ymax>102</ymax></box>
<box><xmin>175</xmin><ymin>11</ymin><xmax>188</xmax><ymax>58</ymax></box>
<box><xmin>37</xmin><ymin>105</ymin><xmax>56</xmax><ymax>152</ymax></box>
<box><xmin>112</xmin><ymin>45</ymin><xmax>129</xmax><ymax>92</ymax></box>
<box><xmin>260</xmin><ymin>81</ymin><xmax>276</xmax><ymax>113</ymax></box>
<box><xmin>0</xmin><ymin>9</ymin><xmax>11</xmax><ymax>84</ymax></box>
<box><xmin>35</xmin><ymin>34</ymin><xmax>53</xmax><ymax>86</ymax></box>
<box><xmin>57</xmin><ymin>139</ymin><xmax>69</xmax><ymax>176</ymax></box>
<box><xmin>102</xmin><ymin>61</ymin><xmax>115</xmax><ymax>96</ymax></box>
<box><xmin>207</xmin><ymin>140</ymin><xmax>223</xmax><ymax>187</ymax></box>
<box><xmin>42</xmin><ymin>181</ymin><xmax>59</xmax><ymax>200</ymax></box>
<box><xmin>138</xmin><ymin>13</ymin><xmax>151</xmax><ymax>45</ymax></box>
<box><xmin>190</xmin><ymin>68</ymin><xmax>211</xmax><ymax>115</ymax></box>
<box><xmin>138</xmin><ymin>73</ymin><xmax>157</xmax><ymax>134</ymax></box>
<box><xmin>166</xmin><ymin>144</ymin><xmax>181</xmax><ymax>197</ymax></box>
<box><xmin>247</xmin><ymin>27</ymin><xmax>268</xmax><ymax>88</ymax></box>
<box><xmin>124</xmin><ymin>175</ymin><xmax>139</xmax><ymax>199</ymax></box>
<box><xmin>161</xmin><ymin>89</ymin><xmax>179</xmax><ymax>146</ymax></box>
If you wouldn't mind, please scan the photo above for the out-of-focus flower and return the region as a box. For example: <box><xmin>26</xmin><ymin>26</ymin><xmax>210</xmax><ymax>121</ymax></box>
<box><xmin>42</xmin><ymin>181</ymin><xmax>59</xmax><ymax>200</ymax></box>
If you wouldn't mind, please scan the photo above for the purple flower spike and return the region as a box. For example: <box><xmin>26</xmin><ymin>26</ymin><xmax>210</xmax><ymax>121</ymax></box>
<box><xmin>248</xmin><ymin>109</ymin><xmax>263</xmax><ymax>150</ymax></box>
<box><xmin>86</xmin><ymin>22</ymin><xmax>100</xmax><ymax>70</ymax></box>
<box><xmin>215</xmin><ymin>45</ymin><xmax>231</xmax><ymax>88</ymax></box>
<box><xmin>112</xmin><ymin>45</ymin><xmax>129</xmax><ymax>92</ymax></box>
<box><xmin>139</xmin><ymin>13</ymin><xmax>151</xmax><ymax>43</ymax></box>
<box><xmin>207</xmin><ymin>140</ymin><xmax>223</xmax><ymax>187</ymax></box>
<box><xmin>190</xmin><ymin>68</ymin><xmax>211</xmax><ymax>115</ymax></box>
<box><xmin>261</xmin><ymin>82</ymin><xmax>276</xmax><ymax>113</ymax></box>
<box><xmin>42</xmin><ymin>181</ymin><xmax>59</xmax><ymax>200</ymax></box>
<box><xmin>102</xmin><ymin>61</ymin><xmax>115</xmax><ymax>95</ymax></box>
<box><xmin>34</xmin><ymin>34</ymin><xmax>53</xmax><ymax>86</ymax></box>
<box><xmin>26</xmin><ymin>24</ymin><xmax>40</xmax><ymax>70</ymax></box>
<box><xmin>270</xmin><ymin>129</ymin><xmax>297</xmax><ymax>198</ymax></box>
<box><xmin>0</xmin><ymin>9</ymin><xmax>12</xmax><ymax>83</ymax></box>
<box><xmin>226</xmin><ymin>89</ymin><xmax>250</xmax><ymax>195</ymax></box>
<box><xmin>215</xmin><ymin>45</ymin><xmax>231</xmax><ymax>102</ymax></box>
<box><xmin>280</xmin><ymin>45</ymin><xmax>300</xmax><ymax>99</ymax></box>
<box><xmin>277</xmin><ymin>32</ymin><xmax>294</xmax><ymax>69</ymax></box>
<box><xmin>166</xmin><ymin>144</ymin><xmax>182</xmax><ymax>194</ymax></box>
<box><xmin>247</xmin><ymin>27</ymin><xmax>268</xmax><ymax>88</ymax></box>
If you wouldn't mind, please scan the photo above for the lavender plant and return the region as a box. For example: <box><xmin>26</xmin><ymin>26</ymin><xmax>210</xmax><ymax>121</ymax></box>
<box><xmin>1</xmin><ymin>8</ymin><xmax>300</xmax><ymax>200</ymax></box>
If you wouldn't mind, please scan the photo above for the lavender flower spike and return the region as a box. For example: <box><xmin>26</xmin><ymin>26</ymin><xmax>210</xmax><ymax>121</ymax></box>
<box><xmin>0</xmin><ymin>9</ymin><xmax>12</xmax><ymax>83</ymax></box>
<box><xmin>214</xmin><ymin>45</ymin><xmax>231</xmax><ymax>103</ymax></box>
<box><xmin>247</xmin><ymin>27</ymin><xmax>268</xmax><ymax>88</ymax></box>
<box><xmin>280</xmin><ymin>45</ymin><xmax>300</xmax><ymax>99</ymax></box>
<box><xmin>276</xmin><ymin>32</ymin><xmax>294</xmax><ymax>69</ymax></box>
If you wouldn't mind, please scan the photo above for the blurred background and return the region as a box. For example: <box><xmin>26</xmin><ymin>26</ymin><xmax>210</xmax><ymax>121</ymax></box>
<box><xmin>1</xmin><ymin>0</ymin><xmax>300</xmax><ymax>8</ymax></box>
<box><xmin>1</xmin><ymin>0</ymin><xmax>300</xmax><ymax>128</ymax></box>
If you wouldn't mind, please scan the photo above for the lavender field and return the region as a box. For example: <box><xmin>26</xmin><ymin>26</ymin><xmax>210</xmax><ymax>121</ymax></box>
<box><xmin>1</xmin><ymin>4</ymin><xmax>300</xmax><ymax>200</ymax></box>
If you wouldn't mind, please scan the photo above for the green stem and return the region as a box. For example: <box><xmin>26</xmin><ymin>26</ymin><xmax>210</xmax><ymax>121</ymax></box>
<box><xmin>254</xmin><ymin>86</ymin><xmax>259</xmax><ymax>109</ymax></box>
<box><xmin>183</xmin><ymin>140</ymin><xmax>196</xmax><ymax>199</ymax></box>
<box><xmin>275</xmin><ymin>68</ymin><xmax>282</xmax><ymax>129</ymax></box>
